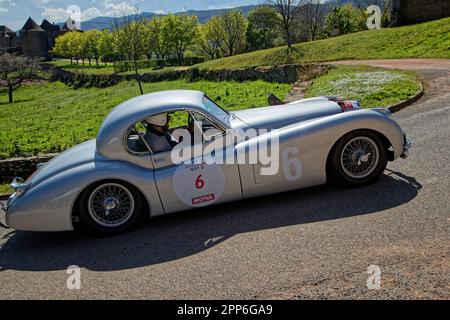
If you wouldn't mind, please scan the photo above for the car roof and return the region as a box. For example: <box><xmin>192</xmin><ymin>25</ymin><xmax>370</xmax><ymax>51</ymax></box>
<box><xmin>96</xmin><ymin>90</ymin><xmax>206</xmax><ymax>159</ymax></box>
<box><xmin>107</xmin><ymin>90</ymin><xmax>205</xmax><ymax>121</ymax></box>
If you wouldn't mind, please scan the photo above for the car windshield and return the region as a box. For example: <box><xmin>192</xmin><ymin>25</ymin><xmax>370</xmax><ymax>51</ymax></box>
<box><xmin>202</xmin><ymin>96</ymin><xmax>230</xmax><ymax>127</ymax></box>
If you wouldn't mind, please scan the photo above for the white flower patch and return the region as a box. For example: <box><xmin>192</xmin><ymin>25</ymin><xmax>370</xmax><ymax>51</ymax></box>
<box><xmin>331</xmin><ymin>71</ymin><xmax>407</xmax><ymax>97</ymax></box>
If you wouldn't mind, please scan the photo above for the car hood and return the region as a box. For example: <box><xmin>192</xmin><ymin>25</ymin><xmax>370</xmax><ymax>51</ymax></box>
<box><xmin>231</xmin><ymin>97</ymin><xmax>342</xmax><ymax>129</ymax></box>
<box><xmin>30</xmin><ymin>139</ymin><xmax>98</xmax><ymax>187</ymax></box>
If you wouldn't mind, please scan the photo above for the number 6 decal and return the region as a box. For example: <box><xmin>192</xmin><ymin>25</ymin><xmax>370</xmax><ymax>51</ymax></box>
<box><xmin>282</xmin><ymin>147</ymin><xmax>302</xmax><ymax>181</ymax></box>
<box><xmin>195</xmin><ymin>175</ymin><xmax>205</xmax><ymax>189</ymax></box>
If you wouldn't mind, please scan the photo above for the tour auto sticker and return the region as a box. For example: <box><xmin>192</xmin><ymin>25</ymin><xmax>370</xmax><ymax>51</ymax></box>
<box><xmin>173</xmin><ymin>163</ymin><xmax>226</xmax><ymax>207</ymax></box>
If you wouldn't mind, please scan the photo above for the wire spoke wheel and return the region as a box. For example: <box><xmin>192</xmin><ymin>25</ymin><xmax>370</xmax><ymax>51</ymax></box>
<box><xmin>340</xmin><ymin>136</ymin><xmax>380</xmax><ymax>179</ymax></box>
<box><xmin>87</xmin><ymin>183</ymin><xmax>135</xmax><ymax>228</ymax></box>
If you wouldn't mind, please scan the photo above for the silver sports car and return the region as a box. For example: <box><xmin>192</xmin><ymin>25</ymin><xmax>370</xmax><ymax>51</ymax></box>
<box><xmin>0</xmin><ymin>90</ymin><xmax>411</xmax><ymax>235</ymax></box>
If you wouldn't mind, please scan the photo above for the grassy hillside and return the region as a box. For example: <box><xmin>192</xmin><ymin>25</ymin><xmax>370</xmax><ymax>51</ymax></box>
<box><xmin>198</xmin><ymin>17</ymin><xmax>450</xmax><ymax>70</ymax></box>
<box><xmin>0</xmin><ymin>80</ymin><xmax>290</xmax><ymax>159</ymax></box>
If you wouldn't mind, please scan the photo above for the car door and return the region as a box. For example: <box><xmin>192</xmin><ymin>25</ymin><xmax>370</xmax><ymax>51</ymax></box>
<box><xmin>151</xmin><ymin>110</ymin><xmax>242</xmax><ymax>214</ymax></box>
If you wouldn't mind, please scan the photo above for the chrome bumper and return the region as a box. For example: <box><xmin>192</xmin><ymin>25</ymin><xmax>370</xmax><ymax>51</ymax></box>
<box><xmin>401</xmin><ymin>139</ymin><xmax>412</xmax><ymax>159</ymax></box>
<box><xmin>0</xmin><ymin>200</ymin><xmax>9</xmax><ymax>228</ymax></box>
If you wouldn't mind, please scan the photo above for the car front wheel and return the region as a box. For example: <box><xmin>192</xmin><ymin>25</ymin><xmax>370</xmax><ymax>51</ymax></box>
<box><xmin>329</xmin><ymin>131</ymin><xmax>387</xmax><ymax>187</ymax></box>
<box><xmin>78</xmin><ymin>180</ymin><xmax>143</xmax><ymax>235</ymax></box>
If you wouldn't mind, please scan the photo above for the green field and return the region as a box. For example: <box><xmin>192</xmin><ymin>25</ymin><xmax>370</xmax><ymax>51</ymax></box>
<box><xmin>49</xmin><ymin>59</ymin><xmax>116</xmax><ymax>74</ymax></box>
<box><xmin>198</xmin><ymin>17</ymin><xmax>450</xmax><ymax>70</ymax></box>
<box><xmin>0</xmin><ymin>79</ymin><xmax>291</xmax><ymax>159</ymax></box>
<box><xmin>0</xmin><ymin>183</ymin><xmax>11</xmax><ymax>194</ymax></box>
<box><xmin>306</xmin><ymin>65</ymin><xmax>421</xmax><ymax>108</ymax></box>
<box><xmin>49</xmin><ymin>60</ymin><xmax>189</xmax><ymax>76</ymax></box>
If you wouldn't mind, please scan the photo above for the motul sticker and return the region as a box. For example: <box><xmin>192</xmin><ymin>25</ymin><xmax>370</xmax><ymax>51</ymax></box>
<box><xmin>192</xmin><ymin>194</ymin><xmax>215</xmax><ymax>205</ymax></box>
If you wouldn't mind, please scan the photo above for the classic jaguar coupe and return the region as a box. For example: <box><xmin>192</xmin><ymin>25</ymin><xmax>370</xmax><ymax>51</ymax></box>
<box><xmin>0</xmin><ymin>90</ymin><xmax>411</xmax><ymax>234</ymax></box>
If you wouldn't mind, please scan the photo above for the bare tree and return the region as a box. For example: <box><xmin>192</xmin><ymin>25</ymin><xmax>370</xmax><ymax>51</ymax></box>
<box><xmin>112</xmin><ymin>10</ymin><xmax>146</xmax><ymax>95</ymax></box>
<box><xmin>268</xmin><ymin>0</ymin><xmax>306</xmax><ymax>49</ymax></box>
<box><xmin>302</xmin><ymin>0</ymin><xmax>327</xmax><ymax>41</ymax></box>
<box><xmin>0</xmin><ymin>53</ymin><xmax>35</xmax><ymax>104</ymax></box>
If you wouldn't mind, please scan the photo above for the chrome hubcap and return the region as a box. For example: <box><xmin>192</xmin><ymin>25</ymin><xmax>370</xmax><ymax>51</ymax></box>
<box><xmin>88</xmin><ymin>183</ymin><xmax>135</xmax><ymax>228</ymax></box>
<box><xmin>340</xmin><ymin>137</ymin><xmax>380</xmax><ymax>179</ymax></box>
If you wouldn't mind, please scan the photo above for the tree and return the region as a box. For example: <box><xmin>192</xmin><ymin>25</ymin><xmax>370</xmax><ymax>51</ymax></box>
<box><xmin>268</xmin><ymin>0</ymin><xmax>306</xmax><ymax>49</ymax></box>
<box><xmin>301</xmin><ymin>0</ymin><xmax>327</xmax><ymax>41</ymax></box>
<box><xmin>246</xmin><ymin>6</ymin><xmax>279</xmax><ymax>51</ymax></box>
<box><xmin>144</xmin><ymin>17</ymin><xmax>169</xmax><ymax>59</ymax></box>
<box><xmin>53</xmin><ymin>33</ymin><xmax>71</xmax><ymax>63</ymax></box>
<box><xmin>85</xmin><ymin>30</ymin><xmax>102</xmax><ymax>66</ymax></box>
<box><xmin>197</xmin><ymin>17</ymin><xmax>224</xmax><ymax>60</ymax></box>
<box><xmin>220</xmin><ymin>9</ymin><xmax>247</xmax><ymax>56</ymax></box>
<box><xmin>326</xmin><ymin>4</ymin><xmax>366</xmax><ymax>36</ymax></box>
<box><xmin>161</xmin><ymin>14</ymin><xmax>198</xmax><ymax>65</ymax></box>
<box><xmin>0</xmin><ymin>53</ymin><xmax>35</xmax><ymax>103</ymax></box>
<box><xmin>113</xmin><ymin>13</ymin><xmax>147</xmax><ymax>95</ymax></box>
<box><xmin>98</xmin><ymin>30</ymin><xmax>115</xmax><ymax>65</ymax></box>
<box><xmin>66</xmin><ymin>32</ymin><xmax>83</xmax><ymax>65</ymax></box>
<box><xmin>75</xmin><ymin>32</ymin><xmax>89</xmax><ymax>66</ymax></box>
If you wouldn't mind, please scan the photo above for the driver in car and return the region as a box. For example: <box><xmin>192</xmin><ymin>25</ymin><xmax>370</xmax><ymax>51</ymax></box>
<box><xmin>144</xmin><ymin>113</ymin><xmax>178</xmax><ymax>153</ymax></box>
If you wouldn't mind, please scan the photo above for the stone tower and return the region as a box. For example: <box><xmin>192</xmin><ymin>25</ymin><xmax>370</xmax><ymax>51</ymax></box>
<box><xmin>20</xmin><ymin>17</ymin><xmax>48</xmax><ymax>58</ymax></box>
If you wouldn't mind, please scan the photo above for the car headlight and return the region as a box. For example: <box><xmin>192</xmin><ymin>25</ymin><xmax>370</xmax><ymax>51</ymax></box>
<box><xmin>10</xmin><ymin>177</ymin><xmax>30</xmax><ymax>198</ymax></box>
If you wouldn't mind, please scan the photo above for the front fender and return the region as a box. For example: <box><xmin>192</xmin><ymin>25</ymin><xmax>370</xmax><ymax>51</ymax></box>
<box><xmin>6</xmin><ymin>160</ymin><xmax>163</xmax><ymax>232</ymax></box>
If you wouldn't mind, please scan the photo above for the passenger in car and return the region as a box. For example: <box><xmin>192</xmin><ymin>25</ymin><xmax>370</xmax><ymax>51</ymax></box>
<box><xmin>144</xmin><ymin>113</ymin><xmax>178</xmax><ymax>153</ymax></box>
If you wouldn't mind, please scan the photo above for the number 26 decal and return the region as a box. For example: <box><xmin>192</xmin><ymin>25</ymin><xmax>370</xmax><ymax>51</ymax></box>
<box><xmin>282</xmin><ymin>147</ymin><xmax>302</xmax><ymax>181</ymax></box>
<box><xmin>195</xmin><ymin>175</ymin><xmax>205</xmax><ymax>189</ymax></box>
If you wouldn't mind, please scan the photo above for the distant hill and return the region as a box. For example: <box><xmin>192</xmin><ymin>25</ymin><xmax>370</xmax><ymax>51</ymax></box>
<box><xmin>79</xmin><ymin>5</ymin><xmax>257</xmax><ymax>31</ymax></box>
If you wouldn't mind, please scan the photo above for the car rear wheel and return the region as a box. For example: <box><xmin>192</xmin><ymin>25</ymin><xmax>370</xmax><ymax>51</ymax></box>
<box><xmin>78</xmin><ymin>180</ymin><xmax>143</xmax><ymax>235</ymax></box>
<box><xmin>329</xmin><ymin>131</ymin><xmax>387</xmax><ymax>187</ymax></box>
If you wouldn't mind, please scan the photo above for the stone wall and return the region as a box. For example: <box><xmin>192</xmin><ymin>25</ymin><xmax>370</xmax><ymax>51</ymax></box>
<box><xmin>46</xmin><ymin>63</ymin><xmax>331</xmax><ymax>89</ymax></box>
<box><xmin>393</xmin><ymin>0</ymin><xmax>450</xmax><ymax>26</ymax></box>
<box><xmin>0</xmin><ymin>154</ymin><xmax>58</xmax><ymax>181</ymax></box>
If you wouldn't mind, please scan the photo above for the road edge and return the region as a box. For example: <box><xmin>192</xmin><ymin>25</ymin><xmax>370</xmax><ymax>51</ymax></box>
<box><xmin>388</xmin><ymin>83</ymin><xmax>425</xmax><ymax>113</ymax></box>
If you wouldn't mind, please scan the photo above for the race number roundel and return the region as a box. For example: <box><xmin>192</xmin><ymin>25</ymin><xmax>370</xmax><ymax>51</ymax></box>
<box><xmin>173</xmin><ymin>163</ymin><xmax>226</xmax><ymax>207</ymax></box>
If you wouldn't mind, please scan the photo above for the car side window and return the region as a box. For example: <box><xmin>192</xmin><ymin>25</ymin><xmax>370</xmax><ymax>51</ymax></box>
<box><xmin>168</xmin><ymin>111</ymin><xmax>190</xmax><ymax>131</ymax></box>
<box><xmin>125</xmin><ymin>121</ymin><xmax>151</xmax><ymax>155</ymax></box>
<box><xmin>191</xmin><ymin>112</ymin><xmax>224</xmax><ymax>142</ymax></box>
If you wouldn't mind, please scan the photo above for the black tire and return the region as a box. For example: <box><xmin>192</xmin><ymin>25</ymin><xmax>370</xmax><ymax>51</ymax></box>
<box><xmin>328</xmin><ymin>130</ymin><xmax>387</xmax><ymax>188</ymax></box>
<box><xmin>77</xmin><ymin>180</ymin><xmax>144</xmax><ymax>235</ymax></box>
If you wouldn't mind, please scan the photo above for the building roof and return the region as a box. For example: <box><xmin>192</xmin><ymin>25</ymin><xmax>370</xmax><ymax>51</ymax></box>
<box><xmin>0</xmin><ymin>26</ymin><xmax>14</xmax><ymax>34</ymax></box>
<box><xmin>21</xmin><ymin>17</ymin><xmax>44</xmax><ymax>32</ymax></box>
<box><xmin>41</xmin><ymin>19</ymin><xmax>60</xmax><ymax>32</ymax></box>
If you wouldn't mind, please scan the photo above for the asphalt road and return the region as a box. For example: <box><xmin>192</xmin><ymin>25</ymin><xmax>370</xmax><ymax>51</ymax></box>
<box><xmin>0</xmin><ymin>59</ymin><xmax>449</xmax><ymax>299</ymax></box>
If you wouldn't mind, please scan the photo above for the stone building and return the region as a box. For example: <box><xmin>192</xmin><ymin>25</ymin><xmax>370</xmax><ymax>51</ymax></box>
<box><xmin>0</xmin><ymin>26</ymin><xmax>20</xmax><ymax>54</ymax></box>
<box><xmin>391</xmin><ymin>0</ymin><xmax>450</xmax><ymax>26</ymax></box>
<box><xmin>20</xmin><ymin>18</ymin><xmax>49</xmax><ymax>58</ymax></box>
<box><xmin>1</xmin><ymin>17</ymin><xmax>80</xmax><ymax>59</ymax></box>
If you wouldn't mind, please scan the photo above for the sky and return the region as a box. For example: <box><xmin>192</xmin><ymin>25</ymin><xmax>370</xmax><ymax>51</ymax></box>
<box><xmin>0</xmin><ymin>0</ymin><xmax>262</xmax><ymax>30</ymax></box>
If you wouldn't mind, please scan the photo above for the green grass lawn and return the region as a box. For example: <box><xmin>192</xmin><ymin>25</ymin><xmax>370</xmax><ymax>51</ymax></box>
<box><xmin>49</xmin><ymin>60</ymin><xmax>190</xmax><ymax>76</ymax></box>
<box><xmin>0</xmin><ymin>182</ymin><xmax>12</xmax><ymax>194</ymax></box>
<box><xmin>49</xmin><ymin>59</ymin><xmax>116</xmax><ymax>75</ymax></box>
<box><xmin>306</xmin><ymin>65</ymin><xmax>421</xmax><ymax>108</ymax></box>
<box><xmin>198</xmin><ymin>17</ymin><xmax>450</xmax><ymax>70</ymax></box>
<box><xmin>0</xmin><ymin>80</ymin><xmax>291</xmax><ymax>159</ymax></box>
